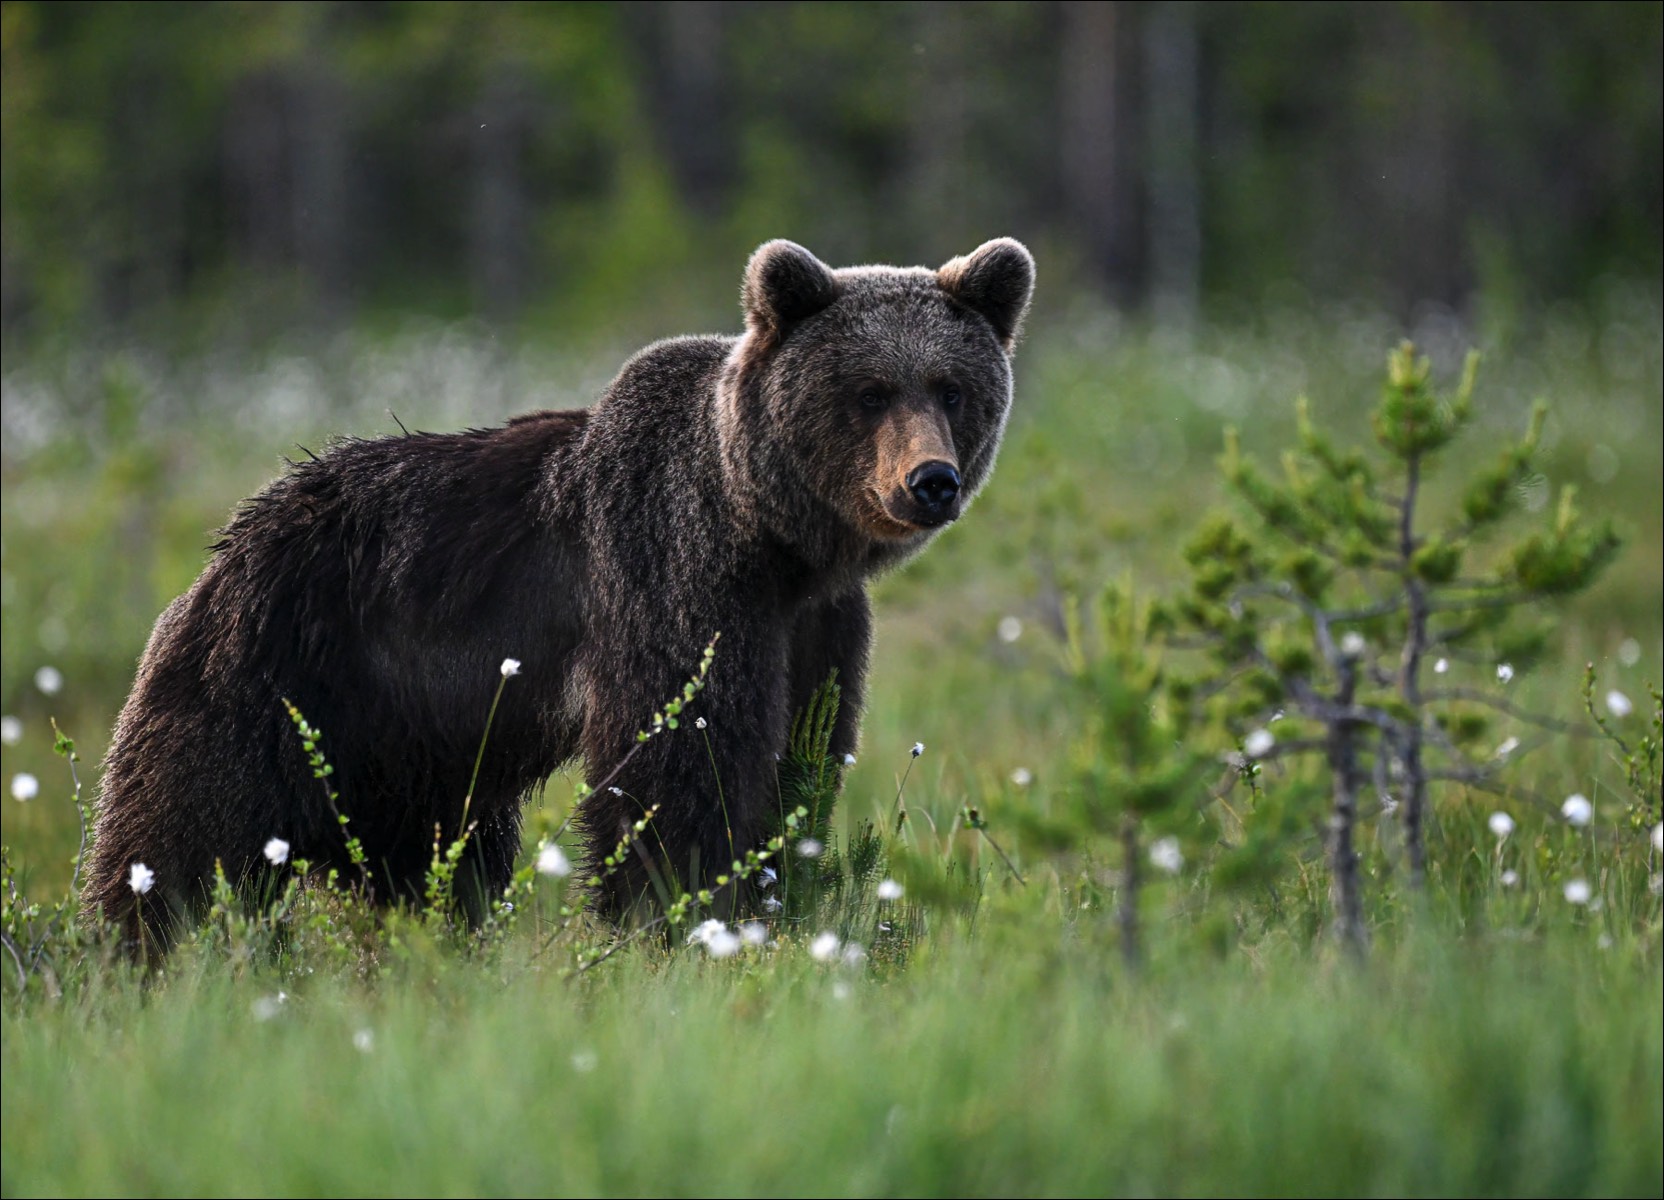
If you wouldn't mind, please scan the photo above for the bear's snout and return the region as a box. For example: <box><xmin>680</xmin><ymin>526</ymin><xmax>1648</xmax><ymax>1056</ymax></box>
<box><xmin>905</xmin><ymin>461</ymin><xmax>961</xmax><ymax>522</ymax></box>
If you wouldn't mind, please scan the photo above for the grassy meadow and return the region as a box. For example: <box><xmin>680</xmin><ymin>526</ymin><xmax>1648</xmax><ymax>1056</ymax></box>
<box><xmin>2</xmin><ymin>295</ymin><xmax>1661</xmax><ymax>1196</ymax></box>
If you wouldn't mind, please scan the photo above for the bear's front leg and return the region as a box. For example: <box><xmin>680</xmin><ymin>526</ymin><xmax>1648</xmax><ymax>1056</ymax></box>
<box><xmin>576</xmin><ymin>629</ymin><xmax>790</xmax><ymax>924</ymax></box>
<box><xmin>787</xmin><ymin>589</ymin><xmax>872</xmax><ymax>763</ymax></box>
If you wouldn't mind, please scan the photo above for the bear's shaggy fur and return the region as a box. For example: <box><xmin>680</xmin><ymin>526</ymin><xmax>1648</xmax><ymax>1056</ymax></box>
<box><xmin>82</xmin><ymin>238</ymin><xmax>1035</xmax><ymax>947</ymax></box>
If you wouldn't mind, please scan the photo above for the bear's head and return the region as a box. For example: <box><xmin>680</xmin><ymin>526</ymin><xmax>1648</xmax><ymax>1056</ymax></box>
<box><xmin>721</xmin><ymin>238</ymin><xmax>1035</xmax><ymax>575</ymax></box>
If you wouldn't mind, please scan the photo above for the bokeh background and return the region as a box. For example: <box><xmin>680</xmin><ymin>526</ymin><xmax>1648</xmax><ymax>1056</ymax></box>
<box><xmin>3</xmin><ymin>1</ymin><xmax>1661</xmax><ymax>886</ymax></box>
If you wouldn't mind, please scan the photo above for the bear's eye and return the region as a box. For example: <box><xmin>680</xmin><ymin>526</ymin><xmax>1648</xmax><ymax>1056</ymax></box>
<box><xmin>858</xmin><ymin>388</ymin><xmax>886</xmax><ymax>410</ymax></box>
<box><xmin>941</xmin><ymin>385</ymin><xmax>962</xmax><ymax>408</ymax></box>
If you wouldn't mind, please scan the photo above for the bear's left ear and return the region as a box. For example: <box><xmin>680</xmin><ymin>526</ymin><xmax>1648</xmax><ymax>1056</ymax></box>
<box><xmin>743</xmin><ymin>240</ymin><xmax>839</xmax><ymax>342</ymax></box>
<box><xmin>937</xmin><ymin>238</ymin><xmax>1036</xmax><ymax>352</ymax></box>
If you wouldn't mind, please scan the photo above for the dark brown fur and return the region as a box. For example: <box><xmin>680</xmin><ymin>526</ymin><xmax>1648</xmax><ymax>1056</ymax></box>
<box><xmin>82</xmin><ymin>239</ymin><xmax>1035</xmax><ymax>947</ymax></box>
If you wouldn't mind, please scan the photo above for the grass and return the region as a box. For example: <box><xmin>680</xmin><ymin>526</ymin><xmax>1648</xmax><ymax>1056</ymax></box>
<box><xmin>1</xmin><ymin>297</ymin><xmax>1661</xmax><ymax>1196</ymax></box>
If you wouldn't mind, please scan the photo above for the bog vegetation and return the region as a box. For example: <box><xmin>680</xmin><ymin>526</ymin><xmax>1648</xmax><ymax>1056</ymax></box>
<box><xmin>2</xmin><ymin>313</ymin><xmax>1659</xmax><ymax>1195</ymax></box>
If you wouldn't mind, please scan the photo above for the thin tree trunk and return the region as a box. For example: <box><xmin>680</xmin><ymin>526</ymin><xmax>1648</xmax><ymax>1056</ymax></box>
<box><xmin>1118</xmin><ymin>814</ymin><xmax>1142</xmax><ymax>969</ymax></box>
<box><xmin>1328</xmin><ymin>655</ymin><xmax>1369</xmax><ymax>956</ymax></box>
<box><xmin>1059</xmin><ymin>1</ymin><xmax>1129</xmax><ymax>303</ymax></box>
<box><xmin>1397</xmin><ymin>453</ymin><xmax>1430</xmax><ymax>888</ymax></box>
<box><xmin>1142</xmin><ymin>0</ymin><xmax>1201</xmax><ymax>328</ymax></box>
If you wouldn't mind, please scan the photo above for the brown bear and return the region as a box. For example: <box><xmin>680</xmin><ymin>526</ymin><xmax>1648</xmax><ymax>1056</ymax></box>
<box><xmin>81</xmin><ymin>237</ymin><xmax>1035</xmax><ymax>948</ymax></box>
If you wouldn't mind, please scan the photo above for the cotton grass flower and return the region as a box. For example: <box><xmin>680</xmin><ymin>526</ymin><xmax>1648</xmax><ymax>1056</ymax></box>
<box><xmin>911</xmin><ymin>742</ymin><xmax>925</xmax><ymax>758</ymax></box>
<box><xmin>499</xmin><ymin>658</ymin><xmax>521</xmax><ymax>678</ymax></box>
<box><xmin>687</xmin><ymin>918</ymin><xmax>726</xmax><ymax>947</ymax></box>
<box><xmin>997</xmin><ymin>615</ymin><xmax>1023</xmax><ymax>643</ymax></box>
<box><xmin>876</xmin><ymin>879</ymin><xmax>904</xmax><ymax>902</ymax></box>
<box><xmin>796</xmin><ymin>837</ymin><xmax>824</xmax><ymax>858</ymax></box>
<box><xmin>1243</xmin><ymin>729</ymin><xmax>1275</xmax><ymax>758</ymax></box>
<box><xmin>740</xmin><ymin>921</ymin><xmax>768</xmax><ymax>947</ymax></box>
<box><xmin>843</xmin><ymin>753</ymin><xmax>857</xmax><ymax>766</ymax></box>
<box><xmin>33</xmin><ymin>666</ymin><xmax>63</xmax><ymax>695</ymax></box>
<box><xmin>1561</xmin><ymin>794</ymin><xmax>1593</xmax><ymax>827</ymax></box>
<box><xmin>263</xmin><ymin>837</ymin><xmax>290</xmax><ymax>865</ymax></box>
<box><xmin>352</xmin><ymin>1029</ymin><xmax>375</xmax><ymax>1053</ymax></box>
<box><xmin>809</xmin><ymin>931</ymin><xmax>840</xmax><ymax>962</ymax></box>
<box><xmin>11</xmin><ymin>773</ymin><xmax>39</xmax><ymax>802</ymax></box>
<box><xmin>1653</xmin><ymin>823</ymin><xmax>1663</xmax><ymax>853</ymax></box>
<box><xmin>1605</xmin><ymin>690</ymin><xmax>1633</xmax><ymax>718</ymax></box>
<box><xmin>536</xmin><ymin>843</ymin><xmax>572</xmax><ymax>877</ymax></box>
<box><xmin>695</xmin><ymin>717</ymin><xmax>707</xmax><ymax>729</ymax></box>
<box><xmin>570</xmin><ymin>1049</ymin><xmax>598</xmax><ymax>1073</ymax></box>
<box><xmin>1618</xmin><ymin>637</ymin><xmax>1641</xmax><ymax>666</ymax></box>
<box><xmin>1493</xmin><ymin>737</ymin><xmax>1519</xmax><ymax>759</ymax></box>
<box><xmin>703</xmin><ymin>927</ymin><xmax>742</xmax><ymax>959</ymax></box>
<box><xmin>0</xmin><ymin>716</ymin><xmax>21</xmax><ymax>746</ymax></box>
<box><xmin>1563</xmin><ymin>878</ymin><xmax>1592</xmax><ymax>906</ymax></box>
<box><xmin>1149</xmin><ymin>837</ymin><xmax>1184</xmax><ymax>875</ymax></box>
<box><xmin>1340</xmin><ymin>631</ymin><xmax>1367</xmax><ymax>657</ymax></box>
<box><xmin>1010</xmin><ymin>766</ymin><xmax>1033</xmax><ymax>787</ymax></box>
<box><xmin>758</xmin><ymin>865</ymin><xmax>777</xmax><ymax>890</ymax></box>
<box><xmin>251</xmin><ymin>992</ymin><xmax>288</xmax><ymax>1022</ymax></box>
<box><xmin>1434</xmin><ymin>657</ymin><xmax>1449</xmax><ymax>674</ymax></box>
<box><xmin>841</xmin><ymin>943</ymin><xmax>868</xmax><ymax>967</ymax></box>
<box><xmin>1496</xmin><ymin>663</ymin><xmax>1514</xmax><ymax>683</ymax></box>
<box><xmin>1487</xmin><ymin>812</ymin><xmax>1516</xmax><ymax>839</ymax></box>
<box><xmin>1500</xmin><ymin>869</ymin><xmax>1520</xmax><ymax>887</ymax></box>
<box><xmin>129</xmin><ymin>862</ymin><xmax>155</xmax><ymax>894</ymax></box>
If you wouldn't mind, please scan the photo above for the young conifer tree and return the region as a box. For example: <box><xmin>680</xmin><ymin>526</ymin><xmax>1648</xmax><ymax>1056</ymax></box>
<box><xmin>1170</xmin><ymin>343</ymin><xmax>1619</xmax><ymax>952</ymax></box>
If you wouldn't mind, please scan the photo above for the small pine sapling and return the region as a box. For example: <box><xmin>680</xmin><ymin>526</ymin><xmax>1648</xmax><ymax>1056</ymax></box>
<box><xmin>1173</xmin><ymin>342</ymin><xmax>1619</xmax><ymax>953</ymax></box>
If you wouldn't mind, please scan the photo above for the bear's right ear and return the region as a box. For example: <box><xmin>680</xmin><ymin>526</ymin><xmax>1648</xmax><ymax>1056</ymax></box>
<box><xmin>743</xmin><ymin>240</ymin><xmax>839</xmax><ymax>342</ymax></box>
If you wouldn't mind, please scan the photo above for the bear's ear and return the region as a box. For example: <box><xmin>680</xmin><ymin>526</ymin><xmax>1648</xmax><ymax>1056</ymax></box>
<box><xmin>937</xmin><ymin>238</ymin><xmax>1036</xmax><ymax>352</ymax></box>
<box><xmin>742</xmin><ymin>240</ymin><xmax>839</xmax><ymax>341</ymax></box>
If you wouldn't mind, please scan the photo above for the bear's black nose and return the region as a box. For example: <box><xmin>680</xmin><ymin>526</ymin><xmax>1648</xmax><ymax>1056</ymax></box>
<box><xmin>906</xmin><ymin>462</ymin><xmax>961</xmax><ymax>514</ymax></box>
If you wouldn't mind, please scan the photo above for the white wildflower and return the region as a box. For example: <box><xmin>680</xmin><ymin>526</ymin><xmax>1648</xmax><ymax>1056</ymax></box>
<box><xmin>843</xmin><ymin>753</ymin><xmax>857</xmax><ymax>766</ymax></box>
<box><xmin>33</xmin><ymin>666</ymin><xmax>63</xmax><ymax>696</ymax></box>
<box><xmin>536</xmin><ymin>843</ymin><xmax>572</xmax><ymax>877</ymax></box>
<box><xmin>1434</xmin><ymin>657</ymin><xmax>1449</xmax><ymax>674</ymax></box>
<box><xmin>1500</xmin><ymin>869</ymin><xmax>1520</xmax><ymax>887</ymax></box>
<box><xmin>1560</xmin><ymin>794</ymin><xmax>1593</xmax><ymax>827</ymax></box>
<box><xmin>1340</xmin><ymin>632</ymin><xmax>1367</xmax><ymax>656</ymax></box>
<box><xmin>1494</xmin><ymin>737</ymin><xmax>1520</xmax><ymax>759</ymax></box>
<box><xmin>997</xmin><ymin>615</ymin><xmax>1023</xmax><ymax>644</ymax></box>
<box><xmin>911</xmin><ymin>742</ymin><xmax>925</xmax><ymax>758</ymax></box>
<box><xmin>1618</xmin><ymin>637</ymin><xmax>1641</xmax><ymax>666</ymax></box>
<box><xmin>1149</xmin><ymin>837</ymin><xmax>1184</xmax><ymax>875</ymax></box>
<box><xmin>763</xmin><ymin>895</ymin><xmax>783</xmax><ymax>913</ymax></box>
<box><xmin>263</xmin><ymin>837</ymin><xmax>290</xmax><ymax>866</ymax></box>
<box><xmin>251</xmin><ymin>992</ymin><xmax>287</xmax><ymax>1022</ymax></box>
<box><xmin>841</xmin><ymin>943</ymin><xmax>868</xmax><ymax>967</ymax></box>
<box><xmin>1487</xmin><ymin>812</ymin><xmax>1515</xmax><ymax>840</ymax></box>
<box><xmin>129</xmin><ymin>862</ymin><xmax>155</xmax><ymax>895</ymax></box>
<box><xmin>11</xmin><ymin>773</ymin><xmax>39</xmax><ymax>802</ymax></box>
<box><xmin>570</xmin><ymin>1050</ymin><xmax>598</xmax><ymax>1073</ymax></box>
<box><xmin>695</xmin><ymin>717</ymin><xmax>707</xmax><ymax>730</ymax></box>
<box><xmin>1380</xmin><ymin>794</ymin><xmax>1400</xmax><ymax>815</ymax></box>
<box><xmin>1010</xmin><ymin>766</ymin><xmax>1033</xmax><ymax>787</ymax></box>
<box><xmin>1496</xmin><ymin>663</ymin><xmax>1514</xmax><ymax>683</ymax></box>
<box><xmin>1562</xmin><ymin>878</ymin><xmax>1592</xmax><ymax>905</ymax></box>
<box><xmin>608</xmin><ymin>786</ymin><xmax>623</xmax><ymax>796</ymax></box>
<box><xmin>1244</xmin><ymin>729</ymin><xmax>1275</xmax><ymax>758</ymax></box>
<box><xmin>499</xmin><ymin>657</ymin><xmax>521</xmax><ymax>678</ymax></box>
<box><xmin>352</xmin><ymin>1028</ymin><xmax>375</xmax><ymax>1053</ymax></box>
<box><xmin>739</xmin><ymin>921</ymin><xmax>768</xmax><ymax>946</ymax></box>
<box><xmin>0</xmin><ymin>716</ymin><xmax>20</xmax><ymax>745</ymax></box>
<box><xmin>1652</xmin><ymin>823</ymin><xmax>1662</xmax><ymax>853</ymax></box>
<box><xmin>758</xmin><ymin>865</ymin><xmax>777</xmax><ymax>890</ymax></box>
<box><xmin>687</xmin><ymin>918</ymin><xmax>726</xmax><ymax>947</ymax></box>
<box><xmin>1605</xmin><ymin>690</ymin><xmax>1633</xmax><ymax>718</ymax></box>
<box><xmin>809</xmin><ymin>931</ymin><xmax>840</xmax><ymax>962</ymax></box>
<box><xmin>876</xmin><ymin>879</ymin><xmax>904</xmax><ymax>902</ymax></box>
<box><xmin>831</xmin><ymin>980</ymin><xmax>853</xmax><ymax>1001</ymax></box>
<box><xmin>796</xmin><ymin>838</ymin><xmax>824</xmax><ymax>859</ymax></box>
<box><xmin>1268</xmin><ymin>709</ymin><xmax>1285</xmax><ymax>724</ymax></box>
<box><xmin>704</xmin><ymin>928</ymin><xmax>742</xmax><ymax>959</ymax></box>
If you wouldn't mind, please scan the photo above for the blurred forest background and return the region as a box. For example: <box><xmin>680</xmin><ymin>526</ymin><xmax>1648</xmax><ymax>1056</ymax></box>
<box><xmin>2</xmin><ymin>0</ymin><xmax>1660</xmax><ymax>342</ymax></box>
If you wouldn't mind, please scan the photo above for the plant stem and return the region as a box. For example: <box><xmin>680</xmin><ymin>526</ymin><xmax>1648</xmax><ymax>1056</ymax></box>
<box><xmin>1118</xmin><ymin>815</ymin><xmax>1142</xmax><ymax>970</ymax></box>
